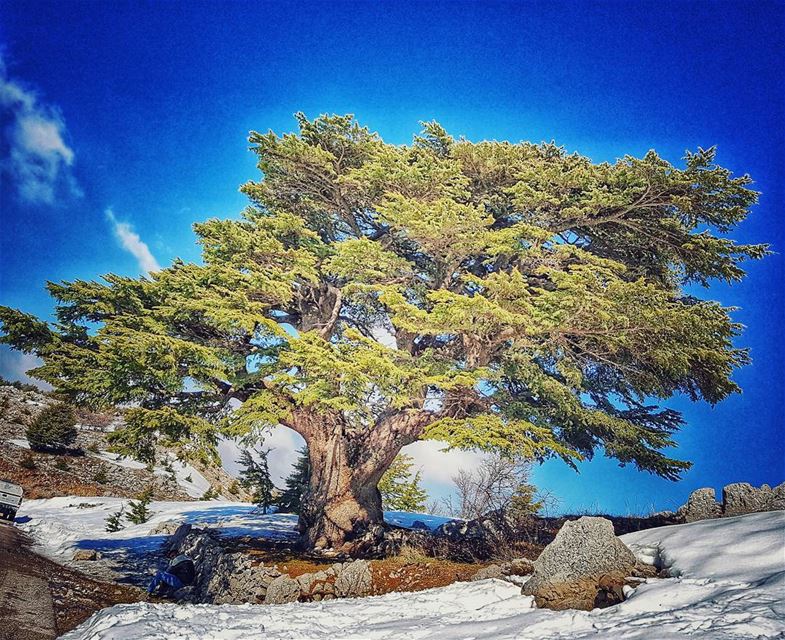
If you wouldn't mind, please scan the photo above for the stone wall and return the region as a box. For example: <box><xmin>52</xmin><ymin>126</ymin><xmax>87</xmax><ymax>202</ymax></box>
<box><xmin>165</xmin><ymin>525</ymin><xmax>374</xmax><ymax>605</ymax></box>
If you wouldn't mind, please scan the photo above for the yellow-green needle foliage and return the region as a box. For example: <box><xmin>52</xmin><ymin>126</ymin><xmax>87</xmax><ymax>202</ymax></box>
<box><xmin>0</xmin><ymin>114</ymin><xmax>766</xmax><ymax>548</ymax></box>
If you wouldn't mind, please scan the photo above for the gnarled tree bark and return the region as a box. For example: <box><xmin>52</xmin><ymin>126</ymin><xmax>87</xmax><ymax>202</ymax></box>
<box><xmin>289</xmin><ymin>408</ymin><xmax>434</xmax><ymax>551</ymax></box>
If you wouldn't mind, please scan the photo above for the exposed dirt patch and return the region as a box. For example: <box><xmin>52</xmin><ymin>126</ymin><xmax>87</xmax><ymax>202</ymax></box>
<box><xmin>371</xmin><ymin>557</ymin><xmax>491</xmax><ymax>594</ymax></box>
<box><xmin>0</xmin><ymin>522</ymin><xmax>145</xmax><ymax>639</ymax></box>
<box><xmin>234</xmin><ymin>542</ymin><xmax>498</xmax><ymax>595</ymax></box>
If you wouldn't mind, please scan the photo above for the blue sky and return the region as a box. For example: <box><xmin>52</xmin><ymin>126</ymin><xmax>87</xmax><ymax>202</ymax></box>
<box><xmin>1</xmin><ymin>1</ymin><xmax>783</xmax><ymax>514</ymax></box>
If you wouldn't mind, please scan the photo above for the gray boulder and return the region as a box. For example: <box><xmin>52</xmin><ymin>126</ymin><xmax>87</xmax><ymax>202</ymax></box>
<box><xmin>522</xmin><ymin>516</ymin><xmax>636</xmax><ymax>607</ymax></box>
<box><xmin>72</xmin><ymin>548</ymin><xmax>99</xmax><ymax>561</ymax></box>
<box><xmin>772</xmin><ymin>482</ymin><xmax>785</xmax><ymax>510</ymax></box>
<box><xmin>150</xmin><ymin>519</ymin><xmax>184</xmax><ymax>536</ymax></box>
<box><xmin>678</xmin><ymin>487</ymin><xmax>721</xmax><ymax>523</ymax></box>
<box><xmin>723</xmin><ymin>482</ymin><xmax>784</xmax><ymax>517</ymax></box>
<box><xmin>265</xmin><ymin>575</ymin><xmax>301</xmax><ymax>604</ymax></box>
<box><xmin>334</xmin><ymin>559</ymin><xmax>373</xmax><ymax>598</ymax></box>
<box><xmin>471</xmin><ymin>564</ymin><xmax>504</xmax><ymax>581</ymax></box>
<box><xmin>162</xmin><ymin>523</ymin><xmax>193</xmax><ymax>552</ymax></box>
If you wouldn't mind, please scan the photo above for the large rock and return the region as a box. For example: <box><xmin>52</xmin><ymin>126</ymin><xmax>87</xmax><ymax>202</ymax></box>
<box><xmin>264</xmin><ymin>575</ymin><xmax>301</xmax><ymax>604</ymax></box>
<box><xmin>471</xmin><ymin>564</ymin><xmax>504</xmax><ymax>581</ymax></box>
<box><xmin>162</xmin><ymin>523</ymin><xmax>192</xmax><ymax>552</ymax></box>
<box><xmin>150</xmin><ymin>520</ymin><xmax>184</xmax><ymax>536</ymax></box>
<box><xmin>522</xmin><ymin>516</ymin><xmax>636</xmax><ymax>610</ymax></box>
<box><xmin>723</xmin><ymin>482</ymin><xmax>783</xmax><ymax>517</ymax></box>
<box><xmin>334</xmin><ymin>559</ymin><xmax>373</xmax><ymax>598</ymax></box>
<box><xmin>678</xmin><ymin>488</ymin><xmax>722</xmax><ymax>523</ymax></box>
<box><xmin>72</xmin><ymin>548</ymin><xmax>99</xmax><ymax>561</ymax></box>
<box><xmin>527</xmin><ymin>571</ymin><xmax>628</xmax><ymax>611</ymax></box>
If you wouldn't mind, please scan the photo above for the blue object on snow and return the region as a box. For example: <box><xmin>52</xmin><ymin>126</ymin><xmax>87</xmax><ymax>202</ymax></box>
<box><xmin>147</xmin><ymin>570</ymin><xmax>184</xmax><ymax>594</ymax></box>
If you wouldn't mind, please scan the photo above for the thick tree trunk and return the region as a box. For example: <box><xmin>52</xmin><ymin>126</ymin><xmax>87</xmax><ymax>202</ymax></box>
<box><xmin>298</xmin><ymin>433</ymin><xmax>389</xmax><ymax>551</ymax></box>
<box><xmin>290</xmin><ymin>409</ymin><xmax>433</xmax><ymax>552</ymax></box>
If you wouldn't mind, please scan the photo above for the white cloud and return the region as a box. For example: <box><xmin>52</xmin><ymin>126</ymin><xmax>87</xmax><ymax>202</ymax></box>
<box><xmin>402</xmin><ymin>440</ymin><xmax>488</xmax><ymax>501</ymax></box>
<box><xmin>0</xmin><ymin>54</ymin><xmax>80</xmax><ymax>204</ymax></box>
<box><xmin>105</xmin><ymin>208</ymin><xmax>161</xmax><ymax>275</ymax></box>
<box><xmin>0</xmin><ymin>347</ymin><xmax>52</xmax><ymax>391</ymax></box>
<box><xmin>219</xmin><ymin>427</ymin><xmax>306</xmax><ymax>485</ymax></box>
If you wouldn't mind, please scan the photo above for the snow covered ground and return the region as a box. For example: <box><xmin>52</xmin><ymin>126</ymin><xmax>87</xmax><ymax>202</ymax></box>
<box><xmin>16</xmin><ymin>499</ymin><xmax>784</xmax><ymax>640</ymax></box>
<box><xmin>92</xmin><ymin>451</ymin><xmax>213</xmax><ymax>498</ymax></box>
<box><xmin>16</xmin><ymin>498</ymin><xmax>453</xmax><ymax>565</ymax></box>
<box><xmin>17</xmin><ymin>498</ymin><xmax>300</xmax><ymax>562</ymax></box>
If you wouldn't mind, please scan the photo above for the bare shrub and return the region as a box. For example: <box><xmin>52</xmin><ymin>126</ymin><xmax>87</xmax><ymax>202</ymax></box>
<box><xmin>440</xmin><ymin>454</ymin><xmax>560</xmax><ymax>558</ymax></box>
<box><xmin>444</xmin><ymin>454</ymin><xmax>543</xmax><ymax>521</ymax></box>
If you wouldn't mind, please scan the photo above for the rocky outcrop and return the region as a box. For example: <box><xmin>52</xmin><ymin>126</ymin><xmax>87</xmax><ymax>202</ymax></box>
<box><xmin>678</xmin><ymin>482</ymin><xmax>785</xmax><ymax>523</ymax></box>
<box><xmin>264</xmin><ymin>575</ymin><xmax>301</xmax><ymax>604</ymax></box>
<box><xmin>521</xmin><ymin>516</ymin><xmax>637</xmax><ymax>610</ymax></box>
<box><xmin>334</xmin><ymin>559</ymin><xmax>373</xmax><ymax>598</ymax></box>
<box><xmin>344</xmin><ymin>523</ymin><xmax>435</xmax><ymax>558</ymax></box>
<box><xmin>723</xmin><ymin>482</ymin><xmax>785</xmax><ymax>516</ymax></box>
<box><xmin>679</xmin><ymin>488</ymin><xmax>722</xmax><ymax>523</ymax></box>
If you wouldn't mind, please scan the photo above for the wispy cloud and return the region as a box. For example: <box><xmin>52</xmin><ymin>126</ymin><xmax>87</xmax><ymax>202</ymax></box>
<box><xmin>0</xmin><ymin>53</ymin><xmax>80</xmax><ymax>204</ymax></box>
<box><xmin>0</xmin><ymin>347</ymin><xmax>52</xmax><ymax>391</ymax></box>
<box><xmin>105</xmin><ymin>208</ymin><xmax>161</xmax><ymax>275</ymax></box>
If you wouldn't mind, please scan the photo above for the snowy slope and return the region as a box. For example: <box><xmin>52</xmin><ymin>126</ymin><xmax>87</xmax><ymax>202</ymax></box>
<box><xmin>52</xmin><ymin>509</ymin><xmax>784</xmax><ymax>640</ymax></box>
<box><xmin>17</xmin><ymin>498</ymin><xmax>300</xmax><ymax>561</ymax></box>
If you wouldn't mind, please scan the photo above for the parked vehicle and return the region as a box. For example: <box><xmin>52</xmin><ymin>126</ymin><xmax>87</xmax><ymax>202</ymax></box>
<box><xmin>0</xmin><ymin>479</ymin><xmax>23</xmax><ymax>522</ymax></box>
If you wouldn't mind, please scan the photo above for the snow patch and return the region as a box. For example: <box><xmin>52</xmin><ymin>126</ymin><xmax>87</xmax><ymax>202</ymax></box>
<box><xmin>50</xmin><ymin>509</ymin><xmax>785</xmax><ymax>640</ymax></box>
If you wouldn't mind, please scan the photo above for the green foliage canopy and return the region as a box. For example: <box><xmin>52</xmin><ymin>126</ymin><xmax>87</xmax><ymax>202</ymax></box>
<box><xmin>0</xmin><ymin>114</ymin><xmax>767</xmax><ymax>480</ymax></box>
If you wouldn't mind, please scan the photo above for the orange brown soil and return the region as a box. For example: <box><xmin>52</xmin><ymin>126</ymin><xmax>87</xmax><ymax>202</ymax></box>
<box><xmin>371</xmin><ymin>557</ymin><xmax>493</xmax><ymax>594</ymax></box>
<box><xmin>241</xmin><ymin>546</ymin><xmax>503</xmax><ymax>595</ymax></box>
<box><xmin>0</xmin><ymin>453</ymin><xmax>129</xmax><ymax>500</ymax></box>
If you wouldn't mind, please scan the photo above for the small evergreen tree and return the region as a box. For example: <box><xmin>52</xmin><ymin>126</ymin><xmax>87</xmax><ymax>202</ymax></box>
<box><xmin>93</xmin><ymin>463</ymin><xmax>109</xmax><ymax>484</ymax></box>
<box><xmin>26</xmin><ymin>402</ymin><xmax>77</xmax><ymax>451</ymax></box>
<box><xmin>277</xmin><ymin>447</ymin><xmax>310</xmax><ymax>514</ymax></box>
<box><xmin>508</xmin><ymin>478</ymin><xmax>544</xmax><ymax>522</ymax></box>
<box><xmin>19</xmin><ymin>452</ymin><xmax>36</xmax><ymax>469</ymax></box>
<box><xmin>237</xmin><ymin>448</ymin><xmax>276</xmax><ymax>513</ymax></box>
<box><xmin>200</xmin><ymin>486</ymin><xmax>219</xmax><ymax>501</ymax></box>
<box><xmin>105</xmin><ymin>505</ymin><xmax>126</xmax><ymax>532</ymax></box>
<box><xmin>125</xmin><ymin>487</ymin><xmax>153</xmax><ymax>524</ymax></box>
<box><xmin>378</xmin><ymin>453</ymin><xmax>428</xmax><ymax>512</ymax></box>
